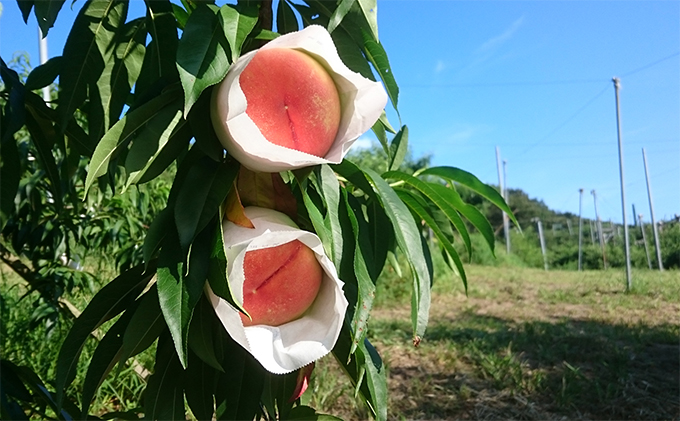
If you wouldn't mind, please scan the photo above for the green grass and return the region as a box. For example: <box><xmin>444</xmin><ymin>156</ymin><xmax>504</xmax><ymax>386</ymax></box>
<box><xmin>0</xmin><ymin>263</ymin><xmax>153</xmax><ymax>419</ymax></box>
<box><xmin>308</xmin><ymin>263</ymin><xmax>680</xmax><ymax>420</ymax></box>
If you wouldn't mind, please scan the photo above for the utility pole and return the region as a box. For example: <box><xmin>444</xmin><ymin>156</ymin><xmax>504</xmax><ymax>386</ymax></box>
<box><xmin>613</xmin><ymin>77</ymin><xmax>632</xmax><ymax>290</ymax></box>
<box><xmin>578</xmin><ymin>188</ymin><xmax>584</xmax><ymax>271</ymax></box>
<box><xmin>496</xmin><ymin>147</ymin><xmax>510</xmax><ymax>254</ymax></box>
<box><xmin>503</xmin><ymin>159</ymin><xmax>511</xmax><ymax>254</ymax></box>
<box><xmin>591</xmin><ymin>189</ymin><xmax>607</xmax><ymax>269</ymax></box>
<box><xmin>534</xmin><ymin>218</ymin><xmax>549</xmax><ymax>271</ymax></box>
<box><xmin>642</xmin><ymin>148</ymin><xmax>664</xmax><ymax>271</ymax></box>
<box><xmin>638</xmin><ymin>214</ymin><xmax>652</xmax><ymax>269</ymax></box>
<box><xmin>589</xmin><ymin>219</ymin><xmax>596</xmax><ymax>245</ymax></box>
<box><xmin>38</xmin><ymin>27</ymin><xmax>50</xmax><ymax>103</ymax></box>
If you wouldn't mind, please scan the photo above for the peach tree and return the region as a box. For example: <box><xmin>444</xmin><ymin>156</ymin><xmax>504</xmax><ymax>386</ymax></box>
<box><xmin>1</xmin><ymin>0</ymin><xmax>515</xmax><ymax>419</ymax></box>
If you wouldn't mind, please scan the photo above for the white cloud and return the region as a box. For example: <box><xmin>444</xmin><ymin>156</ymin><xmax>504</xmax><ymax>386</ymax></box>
<box><xmin>476</xmin><ymin>16</ymin><xmax>525</xmax><ymax>55</ymax></box>
<box><xmin>434</xmin><ymin>60</ymin><xmax>445</xmax><ymax>74</ymax></box>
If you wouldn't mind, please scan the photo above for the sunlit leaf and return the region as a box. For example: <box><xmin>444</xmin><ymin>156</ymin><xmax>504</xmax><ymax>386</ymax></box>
<box><xmin>388</xmin><ymin>125</ymin><xmax>408</xmax><ymax>172</ymax></box>
<box><xmin>176</xmin><ymin>4</ymin><xmax>230</xmax><ymax>116</ymax></box>
<box><xmin>84</xmin><ymin>86</ymin><xmax>181</xmax><ymax>196</ymax></box>
<box><xmin>219</xmin><ymin>3</ymin><xmax>258</xmax><ymax>61</ymax></box>
<box><xmin>421</xmin><ymin>166</ymin><xmax>519</xmax><ymax>227</ymax></box>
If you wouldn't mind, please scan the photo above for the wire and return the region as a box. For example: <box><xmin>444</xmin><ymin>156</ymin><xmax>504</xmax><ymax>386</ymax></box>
<box><xmin>620</xmin><ymin>52</ymin><xmax>680</xmax><ymax>77</ymax></box>
<box><xmin>402</xmin><ymin>79</ymin><xmax>607</xmax><ymax>89</ymax></box>
<box><xmin>513</xmin><ymin>83</ymin><xmax>611</xmax><ymax>157</ymax></box>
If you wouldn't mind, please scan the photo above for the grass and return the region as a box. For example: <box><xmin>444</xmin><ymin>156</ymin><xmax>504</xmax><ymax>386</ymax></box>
<box><xmin>307</xmin><ymin>264</ymin><xmax>680</xmax><ymax>420</ymax></box>
<box><xmin>0</xmin><ymin>262</ymin><xmax>152</xmax><ymax>418</ymax></box>
<box><xmin>3</xmin><ymin>256</ymin><xmax>678</xmax><ymax>420</ymax></box>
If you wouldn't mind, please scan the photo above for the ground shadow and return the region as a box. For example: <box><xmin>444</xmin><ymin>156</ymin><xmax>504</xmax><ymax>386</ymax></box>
<box><xmin>371</xmin><ymin>310</ymin><xmax>679</xmax><ymax>420</ymax></box>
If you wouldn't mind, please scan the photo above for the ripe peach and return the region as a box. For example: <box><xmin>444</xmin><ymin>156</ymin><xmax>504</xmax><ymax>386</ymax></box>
<box><xmin>240</xmin><ymin>239</ymin><xmax>323</xmax><ymax>327</ymax></box>
<box><xmin>239</xmin><ymin>48</ymin><xmax>341</xmax><ymax>158</ymax></box>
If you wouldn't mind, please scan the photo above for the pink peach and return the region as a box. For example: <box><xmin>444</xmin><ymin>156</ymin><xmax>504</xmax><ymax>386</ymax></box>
<box><xmin>239</xmin><ymin>48</ymin><xmax>342</xmax><ymax>158</ymax></box>
<box><xmin>241</xmin><ymin>239</ymin><xmax>323</xmax><ymax>327</ymax></box>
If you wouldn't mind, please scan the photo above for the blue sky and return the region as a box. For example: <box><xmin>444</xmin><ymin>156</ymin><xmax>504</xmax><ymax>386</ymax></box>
<box><xmin>1</xmin><ymin>1</ymin><xmax>678</xmax><ymax>224</ymax></box>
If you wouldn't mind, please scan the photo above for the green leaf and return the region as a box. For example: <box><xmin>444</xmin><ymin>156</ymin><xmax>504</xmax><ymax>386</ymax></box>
<box><xmin>25</xmin><ymin>56</ymin><xmax>63</xmax><ymax>90</ymax></box>
<box><xmin>188</xmin><ymin>89</ymin><xmax>226</xmax><ymax>162</ymax></box>
<box><xmin>363</xmin><ymin>168</ymin><xmax>431</xmax><ymax>340</ymax></box>
<box><xmin>174</xmin><ymin>157</ymin><xmax>239</xmax><ymax>253</ymax></box>
<box><xmin>0</xmin><ymin>135</ymin><xmax>20</xmax><ymax>231</ymax></box>
<box><xmin>330</xmin><ymin>25</ymin><xmax>375</xmax><ymax>81</ymax></box>
<box><xmin>136</xmin><ymin>0</ymin><xmax>179</xmax><ymax>99</ymax></box>
<box><xmin>219</xmin><ymin>3</ymin><xmax>258</xmax><ymax>61</ymax></box>
<box><xmin>300</xmin><ymin>182</ymin><xmax>333</xmax><ymax>258</ymax></box>
<box><xmin>119</xmin><ymin>286</ymin><xmax>166</xmax><ymax>365</ymax></box>
<box><xmin>98</xmin><ymin>17</ymin><xmax>146</xmax><ymax>131</ymax></box>
<box><xmin>143</xmin><ymin>208</ymin><xmax>172</xmax><ymax>266</ymax></box>
<box><xmin>331</xmin><ymin>322</ymin><xmax>386</xmax><ymax>421</ymax></box>
<box><xmin>286</xmin><ymin>406</ymin><xmax>343</xmax><ymax>421</ymax></box>
<box><xmin>388</xmin><ymin>125</ymin><xmax>408</xmax><ymax>171</ymax></box>
<box><xmin>362</xmin><ymin>31</ymin><xmax>399</xmax><ymax>113</ymax></box>
<box><xmin>206</xmin><ymin>209</ymin><xmax>249</xmax><ymax>316</ymax></box>
<box><xmin>176</xmin><ymin>4</ymin><xmax>230</xmax><ymax>116</ymax></box>
<box><xmin>382</xmin><ymin>171</ymin><xmax>471</xmax><ymax>259</ymax></box>
<box><xmin>428</xmin><ymin>182</ymin><xmax>496</xmax><ymax>256</ymax></box>
<box><xmin>24</xmin><ymin>107</ymin><xmax>62</xmax><ymax>209</ymax></box>
<box><xmin>157</xmin><ymin>226</ymin><xmax>208</xmax><ymax>368</ymax></box>
<box><xmin>396</xmin><ymin>189</ymin><xmax>467</xmax><ymax>290</ymax></box>
<box><xmin>34</xmin><ymin>0</ymin><xmax>65</xmax><ymax>37</ymax></box>
<box><xmin>84</xmin><ymin>86</ymin><xmax>181</xmax><ymax>196</ymax></box>
<box><xmin>342</xmin><ymin>190</ymin><xmax>376</xmax><ymax>355</ymax></box>
<box><xmin>124</xmin><ymin>107</ymin><xmax>184</xmax><ymax>189</ymax></box>
<box><xmin>56</xmin><ymin>262</ymin><xmax>155</xmax><ymax>407</ymax></box>
<box><xmin>214</xmin><ymin>340</ymin><xmax>265</xmax><ymax>421</ymax></box>
<box><xmin>188</xmin><ymin>295</ymin><xmax>224</xmax><ymax>372</ymax></box>
<box><xmin>327</xmin><ymin>0</ymin><xmax>355</xmax><ymax>35</ymax></box>
<box><xmin>0</xmin><ymin>59</ymin><xmax>26</xmax><ymax>143</ymax></box>
<box><xmin>137</xmin><ymin>119</ymin><xmax>192</xmax><ymax>184</ymax></box>
<box><xmin>185</xmin><ymin>350</ymin><xmax>218</xmax><ymax>421</ymax></box>
<box><xmin>58</xmin><ymin>0</ymin><xmax>127</xmax><ymax>129</ymax></box>
<box><xmin>81</xmin><ymin>307</ymin><xmax>135</xmax><ymax>419</ymax></box>
<box><xmin>144</xmin><ymin>334</ymin><xmax>185</xmax><ymax>421</ymax></box>
<box><xmin>144</xmin><ymin>0</ymin><xmax>178</xmax><ymax>80</ymax></box>
<box><xmin>421</xmin><ymin>166</ymin><xmax>519</xmax><ymax>227</ymax></box>
<box><xmin>371</xmin><ymin>119</ymin><xmax>389</xmax><ymax>159</ymax></box>
<box><xmin>277</xmin><ymin>0</ymin><xmax>299</xmax><ymax>34</ymax></box>
<box><xmin>171</xmin><ymin>3</ymin><xmax>189</xmax><ymax>29</ymax></box>
<box><xmin>356</xmin><ymin>0</ymin><xmax>379</xmax><ymax>41</ymax></box>
<box><xmin>17</xmin><ymin>0</ymin><xmax>34</xmax><ymax>23</ymax></box>
<box><xmin>317</xmin><ymin>165</ymin><xmax>344</xmax><ymax>268</ymax></box>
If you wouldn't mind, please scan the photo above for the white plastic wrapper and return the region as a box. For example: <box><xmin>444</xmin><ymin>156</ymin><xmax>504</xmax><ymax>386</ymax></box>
<box><xmin>211</xmin><ymin>25</ymin><xmax>388</xmax><ymax>172</ymax></box>
<box><xmin>206</xmin><ymin>206</ymin><xmax>348</xmax><ymax>374</ymax></box>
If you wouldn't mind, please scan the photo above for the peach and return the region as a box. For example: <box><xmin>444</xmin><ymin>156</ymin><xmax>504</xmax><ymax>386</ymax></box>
<box><xmin>239</xmin><ymin>48</ymin><xmax>341</xmax><ymax>158</ymax></box>
<box><xmin>240</xmin><ymin>239</ymin><xmax>323</xmax><ymax>327</ymax></box>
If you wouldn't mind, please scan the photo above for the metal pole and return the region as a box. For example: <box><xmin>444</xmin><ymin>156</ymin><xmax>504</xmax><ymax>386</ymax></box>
<box><xmin>589</xmin><ymin>219</ymin><xmax>595</xmax><ymax>245</ymax></box>
<box><xmin>638</xmin><ymin>214</ymin><xmax>652</xmax><ymax>269</ymax></box>
<box><xmin>613</xmin><ymin>77</ymin><xmax>632</xmax><ymax>291</ymax></box>
<box><xmin>38</xmin><ymin>27</ymin><xmax>50</xmax><ymax>103</ymax></box>
<box><xmin>503</xmin><ymin>159</ymin><xmax>511</xmax><ymax>254</ymax></box>
<box><xmin>642</xmin><ymin>148</ymin><xmax>664</xmax><ymax>271</ymax></box>
<box><xmin>591</xmin><ymin>189</ymin><xmax>608</xmax><ymax>269</ymax></box>
<box><xmin>535</xmin><ymin>218</ymin><xmax>549</xmax><ymax>271</ymax></box>
<box><xmin>578</xmin><ymin>188</ymin><xmax>584</xmax><ymax>271</ymax></box>
<box><xmin>496</xmin><ymin>147</ymin><xmax>510</xmax><ymax>254</ymax></box>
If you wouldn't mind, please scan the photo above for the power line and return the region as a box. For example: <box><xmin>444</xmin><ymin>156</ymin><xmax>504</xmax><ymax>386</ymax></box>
<box><xmin>513</xmin><ymin>83</ymin><xmax>611</xmax><ymax>157</ymax></box>
<box><xmin>620</xmin><ymin>52</ymin><xmax>680</xmax><ymax>77</ymax></box>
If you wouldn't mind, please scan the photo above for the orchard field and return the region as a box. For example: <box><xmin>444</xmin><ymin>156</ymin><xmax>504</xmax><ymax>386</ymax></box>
<box><xmin>307</xmin><ymin>264</ymin><xmax>680</xmax><ymax>420</ymax></box>
<box><xmin>3</xmin><ymin>259</ymin><xmax>678</xmax><ymax>420</ymax></box>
